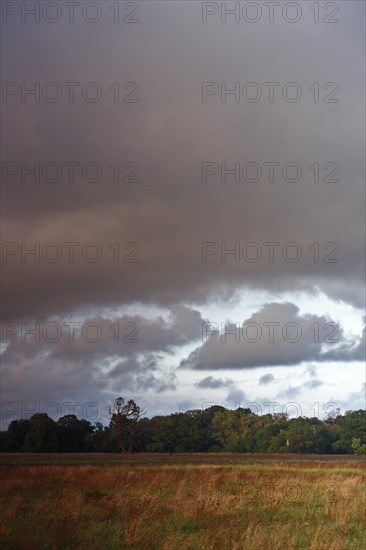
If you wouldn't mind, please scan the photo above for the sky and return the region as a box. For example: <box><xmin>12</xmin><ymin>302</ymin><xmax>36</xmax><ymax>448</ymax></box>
<box><xmin>0</xmin><ymin>0</ymin><xmax>365</xmax><ymax>428</ymax></box>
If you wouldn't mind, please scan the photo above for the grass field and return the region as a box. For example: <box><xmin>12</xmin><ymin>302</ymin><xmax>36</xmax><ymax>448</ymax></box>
<box><xmin>1</xmin><ymin>453</ymin><xmax>365</xmax><ymax>549</ymax></box>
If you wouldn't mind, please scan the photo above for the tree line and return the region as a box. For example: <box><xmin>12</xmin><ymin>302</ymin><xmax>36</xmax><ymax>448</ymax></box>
<box><xmin>1</xmin><ymin>397</ymin><xmax>365</xmax><ymax>455</ymax></box>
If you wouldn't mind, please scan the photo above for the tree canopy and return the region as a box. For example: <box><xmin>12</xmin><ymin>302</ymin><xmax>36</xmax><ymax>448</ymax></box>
<box><xmin>1</xmin><ymin>400</ymin><xmax>365</xmax><ymax>455</ymax></box>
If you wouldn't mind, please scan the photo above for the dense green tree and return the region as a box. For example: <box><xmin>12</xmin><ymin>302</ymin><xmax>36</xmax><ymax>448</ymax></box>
<box><xmin>6</xmin><ymin>419</ymin><xmax>31</xmax><ymax>451</ymax></box>
<box><xmin>331</xmin><ymin>410</ymin><xmax>366</xmax><ymax>454</ymax></box>
<box><xmin>23</xmin><ymin>413</ymin><xmax>59</xmax><ymax>452</ymax></box>
<box><xmin>272</xmin><ymin>417</ymin><xmax>333</xmax><ymax>454</ymax></box>
<box><xmin>57</xmin><ymin>415</ymin><xmax>94</xmax><ymax>452</ymax></box>
<box><xmin>145</xmin><ymin>407</ymin><xmax>226</xmax><ymax>453</ymax></box>
<box><xmin>85</xmin><ymin>422</ymin><xmax>114</xmax><ymax>452</ymax></box>
<box><xmin>195</xmin><ymin>406</ymin><xmax>227</xmax><ymax>452</ymax></box>
<box><xmin>351</xmin><ymin>437</ymin><xmax>366</xmax><ymax>455</ymax></box>
<box><xmin>268</xmin><ymin>428</ymin><xmax>288</xmax><ymax>453</ymax></box>
<box><xmin>0</xmin><ymin>430</ymin><xmax>18</xmax><ymax>451</ymax></box>
<box><xmin>256</xmin><ymin>415</ymin><xmax>289</xmax><ymax>453</ymax></box>
<box><xmin>145</xmin><ymin>415</ymin><xmax>179</xmax><ymax>453</ymax></box>
<box><xmin>212</xmin><ymin>408</ymin><xmax>256</xmax><ymax>452</ymax></box>
<box><xmin>1</xmin><ymin>403</ymin><xmax>365</xmax><ymax>455</ymax></box>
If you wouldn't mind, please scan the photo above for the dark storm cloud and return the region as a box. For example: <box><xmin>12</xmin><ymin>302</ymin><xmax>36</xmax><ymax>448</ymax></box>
<box><xmin>1</xmin><ymin>1</ymin><xmax>365</xmax><ymax>323</ymax></box>
<box><xmin>0</xmin><ymin>306</ymin><xmax>204</xmax><ymax>406</ymax></box>
<box><xmin>1</xmin><ymin>305</ymin><xmax>203</xmax><ymax>362</ymax></box>
<box><xmin>108</xmin><ymin>355</ymin><xmax>177</xmax><ymax>394</ymax></box>
<box><xmin>180</xmin><ymin>302</ymin><xmax>353</xmax><ymax>370</ymax></box>
<box><xmin>1</xmin><ymin>2</ymin><xmax>364</xmax><ymax>422</ymax></box>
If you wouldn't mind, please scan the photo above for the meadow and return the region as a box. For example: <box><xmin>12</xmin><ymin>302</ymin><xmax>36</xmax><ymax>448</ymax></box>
<box><xmin>1</xmin><ymin>453</ymin><xmax>365</xmax><ymax>549</ymax></box>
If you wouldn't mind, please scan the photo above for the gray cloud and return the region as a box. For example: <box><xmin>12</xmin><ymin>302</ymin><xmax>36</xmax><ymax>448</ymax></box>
<box><xmin>1</xmin><ymin>2</ymin><xmax>364</xmax><ymax>419</ymax></box>
<box><xmin>1</xmin><ymin>2</ymin><xmax>365</xmax><ymax>324</ymax></box>
<box><xmin>278</xmin><ymin>385</ymin><xmax>303</xmax><ymax>400</ymax></box>
<box><xmin>305</xmin><ymin>365</ymin><xmax>317</xmax><ymax>378</ymax></box>
<box><xmin>177</xmin><ymin>399</ymin><xmax>195</xmax><ymax>412</ymax></box>
<box><xmin>195</xmin><ymin>376</ymin><xmax>233</xmax><ymax>389</ymax></box>
<box><xmin>339</xmin><ymin>384</ymin><xmax>366</xmax><ymax>413</ymax></box>
<box><xmin>226</xmin><ymin>389</ymin><xmax>247</xmax><ymax>404</ymax></box>
<box><xmin>259</xmin><ymin>374</ymin><xmax>274</xmax><ymax>385</ymax></box>
<box><xmin>0</xmin><ymin>306</ymin><xmax>203</xmax><ymax>406</ymax></box>
<box><xmin>108</xmin><ymin>356</ymin><xmax>177</xmax><ymax>394</ymax></box>
<box><xmin>1</xmin><ymin>305</ymin><xmax>203</xmax><ymax>363</ymax></box>
<box><xmin>304</xmin><ymin>379</ymin><xmax>324</xmax><ymax>389</ymax></box>
<box><xmin>181</xmin><ymin>302</ymin><xmax>352</xmax><ymax>370</ymax></box>
<box><xmin>321</xmin><ymin>322</ymin><xmax>365</xmax><ymax>362</ymax></box>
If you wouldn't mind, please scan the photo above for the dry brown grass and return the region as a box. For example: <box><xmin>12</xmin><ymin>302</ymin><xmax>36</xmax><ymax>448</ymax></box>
<box><xmin>0</xmin><ymin>454</ymin><xmax>365</xmax><ymax>549</ymax></box>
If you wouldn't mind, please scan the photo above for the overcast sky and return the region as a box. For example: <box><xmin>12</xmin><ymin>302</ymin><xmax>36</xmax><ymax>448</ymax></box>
<box><xmin>1</xmin><ymin>1</ymin><xmax>365</xmax><ymax>427</ymax></box>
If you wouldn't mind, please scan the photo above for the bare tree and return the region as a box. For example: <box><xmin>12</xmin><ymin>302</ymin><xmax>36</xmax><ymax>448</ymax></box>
<box><xmin>108</xmin><ymin>397</ymin><xmax>146</xmax><ymax>453</ymax></box>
